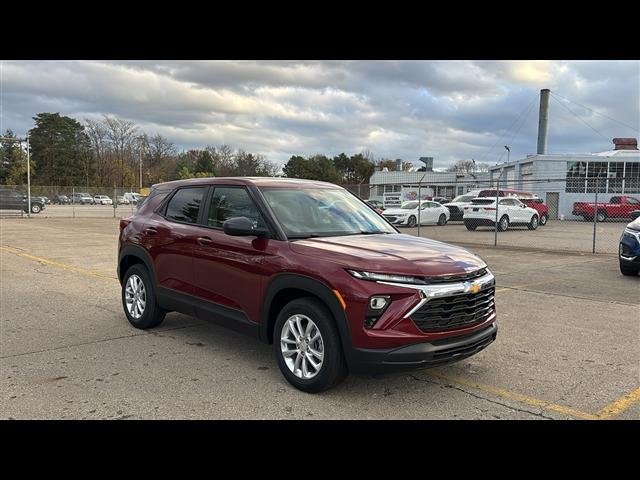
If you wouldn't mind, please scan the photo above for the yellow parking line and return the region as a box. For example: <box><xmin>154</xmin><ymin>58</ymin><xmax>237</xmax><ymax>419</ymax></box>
<box><xmin>0</xmin><ymin>245</ymin><xmax>118</xmax><ymax>283</ymax></box>
<box><xmin>2</xmin><ymin>244</ymin><xmax>636</xmax><ymax>419</ymax></box>
<box><xmin>430</xmin><ymin>372</ymin><xmax>599</xmax><ymax>420</ymax></box>
<box><xmin>598</xmin><ymin>386</ymin><xmax>640</xmax><ymax>420</ymax></box>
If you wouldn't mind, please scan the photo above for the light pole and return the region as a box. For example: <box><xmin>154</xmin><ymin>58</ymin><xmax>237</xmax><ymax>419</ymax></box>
<box><xmin>0</xmin><ymin>135</ymin><xmax>31</xmax><ymax>217</ymax></box>
<box><xmin>136</xmin><ymin>135</ymin><xmax>144</xmax><ymax>191</ymax></box>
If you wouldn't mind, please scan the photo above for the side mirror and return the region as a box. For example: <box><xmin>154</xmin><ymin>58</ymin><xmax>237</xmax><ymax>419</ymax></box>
<box><xmin>222</xmin><ymin>216</ymin><xmax>268</xmax><ymax>238</ymax></box>
<box><xmin>630</xmin><ymin>210</ymin><xmax>640</xmax><ymax>220</ymax></box>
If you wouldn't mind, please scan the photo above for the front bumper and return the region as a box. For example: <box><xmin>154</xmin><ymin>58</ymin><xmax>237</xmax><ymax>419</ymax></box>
<box><xmin>348</xmin><ymin>322</ymin><xmax>497</xmax><ymax>373</ymax></box>
<box><xmin>383</xmin><ymin>215</ymin><xmax>409</xmax><ymax>225</ymax></box>
<box><xmin>619</xmin><ymin>229</ymin><xmax>640</xmax><ymax>262</ymax></box>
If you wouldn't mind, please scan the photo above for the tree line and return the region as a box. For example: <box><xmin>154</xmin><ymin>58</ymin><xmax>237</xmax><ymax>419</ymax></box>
<box><xmin>1</xmin><ymin>111</ymin><xmax>479</xmax><ymax>188</ymax></box>
<box><xmin>0</xmin><ymin>113</ymin><xmax>281</xmax><ymax>188</ymax></box>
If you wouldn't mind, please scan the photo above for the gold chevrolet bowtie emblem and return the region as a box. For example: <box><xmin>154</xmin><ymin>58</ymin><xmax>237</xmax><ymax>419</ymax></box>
<box><xmin>469</xmin><ymin>284</ymin><xmax>481</xmax><ymax>294</ymax></box>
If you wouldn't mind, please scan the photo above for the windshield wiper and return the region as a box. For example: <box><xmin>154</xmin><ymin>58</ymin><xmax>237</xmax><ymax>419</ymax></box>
<box><xmin>287</xmin><ymin>233</ymin><xmax>320</xmax><ymax>239</ymax></box>
<box><xmin>358</xmin><ymin>230</ymin><xmax>389</xmax><ymax>235</ymax></box>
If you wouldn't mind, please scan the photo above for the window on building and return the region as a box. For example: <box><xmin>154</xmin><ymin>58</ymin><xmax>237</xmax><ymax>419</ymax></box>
<box><xmin>566</xmin><ymin>161</ymin><xmax>587</xmax><ymax>193</ymax></box>
<box><xmin>608</xmin><ymin>162</ymin><xmax>625</xmax><ymax>193</ymax></box>
<box><xmin>586</xmin><ymin>162</ymin><xmax>608</xmax><ymax>193</ymax></box>
<box><xmin>376</xmin><ymin>185</ymin><xmax>384</xmax><ymax>196</ymax></box>
<box><xmin>625</xmin><ymin>163</ymin><xmax>640</xmax><ymax>194</ymax></box>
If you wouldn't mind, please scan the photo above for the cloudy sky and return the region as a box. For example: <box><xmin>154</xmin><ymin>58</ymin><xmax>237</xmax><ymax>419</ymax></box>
<box><xmin>1</xmin><ymin>60</ymin><xmax>638</xmax><ymax>169</ymax></box>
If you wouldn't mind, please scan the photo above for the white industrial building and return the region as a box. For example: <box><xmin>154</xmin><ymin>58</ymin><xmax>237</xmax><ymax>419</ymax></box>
<box><xmin>488</xmin><ymin>138</ymin><xmax>640</xmax><ymax>219</ymax></box>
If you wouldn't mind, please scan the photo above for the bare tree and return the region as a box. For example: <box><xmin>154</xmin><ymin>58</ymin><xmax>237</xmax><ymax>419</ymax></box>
<box><xmin>103</xmin><ymin>115</ymin><xmax>138</xmax><ymax>187</ymax></box>
<box><xmin>446</xmin><ymin>159</ymin><xmax>490</xmax><ymax>173</ymax></box>
<box><xmin>146</xmin><ymin>134</ymin><xmax>177</xmax><ymax>183</ymax></box>
<box><xmin>84</xmin><ymin>119</ymin><xmax>110</xmax><ymax>186</ymax></box>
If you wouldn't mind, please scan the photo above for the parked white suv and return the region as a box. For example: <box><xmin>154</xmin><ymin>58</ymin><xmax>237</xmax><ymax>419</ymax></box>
<box><xmin>93</xmin><ymin>195</ymin><xmax>113</xmax><ymax>205</ymax></box>
<box><xmin>382</xmin><ymin>200</ymin><xmax>450</xmax><ymax>227</ymax></box>
<box><xmin>463</xmin><ymin>197</ymin><xmax>540</xmax><ymax>231</ymax></box>
<box><xmin>123</xmin><ymin>192</ymin><xmax>142</xmax><ymax>204</ymax></box>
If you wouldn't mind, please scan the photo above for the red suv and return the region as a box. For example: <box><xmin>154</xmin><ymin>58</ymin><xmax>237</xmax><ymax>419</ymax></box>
<box><xmin>118</xmin><ymin>178</ymin><xmax>497</xmax><ymax>392</ymax></box>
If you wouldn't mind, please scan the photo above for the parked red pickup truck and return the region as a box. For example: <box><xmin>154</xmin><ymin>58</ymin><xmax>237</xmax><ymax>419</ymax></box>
<box><xmin>573</xmin><ymin>195</ymin><xmax>640</xmax><ymax>222</ymax></box>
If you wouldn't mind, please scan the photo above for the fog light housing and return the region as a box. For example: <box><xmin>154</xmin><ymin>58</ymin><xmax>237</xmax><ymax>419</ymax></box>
<box><xmin>364</xmin><ymin>295</ymin><xmax>391</xmax><ymax>329</ymax></box>
<box><xmin>370</xmin><ymin>296</ymin><xmax>389</xmax><ymax>310</ymax></box>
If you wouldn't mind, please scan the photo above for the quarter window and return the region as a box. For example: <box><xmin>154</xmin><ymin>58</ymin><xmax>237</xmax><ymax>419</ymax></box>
<box><xmin>165</xmin><ymin>187</ymin><xmax>205</xmax><ymax>224</ymax></box>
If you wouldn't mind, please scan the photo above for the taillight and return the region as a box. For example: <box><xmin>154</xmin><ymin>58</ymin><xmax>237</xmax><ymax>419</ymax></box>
<box><xmin>119</xmin><ymin>217</ymin><xmax>132</xmax><ymax>231</ymax></box>
<box><xmin>484</xmin><ymin>207</ymin><xmax>497</xmax><ymax>211</ymax></box>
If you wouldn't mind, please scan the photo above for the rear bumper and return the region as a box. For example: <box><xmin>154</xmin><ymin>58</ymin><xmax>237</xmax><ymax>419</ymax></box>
<box><xmin>347</xmin><ymin>322</ymin><xmax>497</xmax><ymax>373</ymax></box>
<box><xmin>464</xmin><ymin>217</ymin><xmax>496</xmax><ymax>226</ymax></box>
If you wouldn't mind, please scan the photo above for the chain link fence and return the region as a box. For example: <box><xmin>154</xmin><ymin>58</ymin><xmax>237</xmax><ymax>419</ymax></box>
<box><xmin>344</xmin><ymin>176</ymin><xmax>640</xmax><ymax>255</ymax></box>
<box><xmin>3</xmin><ymin>177</ymin><xmax>639</xmax><ymax>256</ymax></box>
<box><xmin>0</xmin><ymin>185</ymin><xmax>145</xmax><ymax>219</ymax></box>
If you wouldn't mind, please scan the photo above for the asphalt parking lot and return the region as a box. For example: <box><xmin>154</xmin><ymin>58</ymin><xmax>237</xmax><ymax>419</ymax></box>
<box><xmin>1</xmin><ymin>217</ymin><xmax>638</xmax><ymax>419</ymax></box>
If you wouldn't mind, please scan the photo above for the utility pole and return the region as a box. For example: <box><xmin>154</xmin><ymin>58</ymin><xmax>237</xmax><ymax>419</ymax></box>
<box><xmin>138</xmin><ymin>136</ymin><xmax>143</xmax><ymax>191</ymax></box>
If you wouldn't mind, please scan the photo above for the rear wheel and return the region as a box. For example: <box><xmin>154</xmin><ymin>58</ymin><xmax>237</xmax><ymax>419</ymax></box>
<box><xmin>540</xmin><ymin>214</ymin><xmax>548</xmax><ymax>226</ymax></box>
<box><xmin>274</xmin><ymin>297</ymin><xmax>347</xmax><ymax>393</ymax></box>
<box><xmin>498</xmin><ymin>215</ymin><xmax>509</xmax><ymax>232</ymax></box>
<box><xmin>620</xmin><ymin>261</ymin><xmax>640</xmax><ymax>276</ymax></box>
<box><xmin>30</xmin><ymin>203</ymin><xmax>41</xmax><ymax>214</ymax></box>
<box><xmin>438</xmin><ymin>213</ymin><xmax>447</xmax><ymax>226</ymax></box>
<box><xmin>121</xmin><ymin>264</ymin><xmax>166</xmax><ymax>329</ymax></box>
<box><xmin>407</xmin><ymin>215</ymin><xmax>417</xmax><ymax>228</ymax></box>
<box><xmin>527</xmin><ymin>215</ymin><xmax>539</xmax><ymax>230</ymax></box>
<box><xmin>596</xmin><ymin>210</ymin><xmax>606</xmax><ymax>222</ymax></box>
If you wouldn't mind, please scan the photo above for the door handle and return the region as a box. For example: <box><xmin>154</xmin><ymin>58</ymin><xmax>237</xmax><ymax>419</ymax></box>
<box><xmin>196</xmin><ymin>236</ymin><xmax>213</xmax><ymax>246</ymax></box>
<box><xmin>144</xmin><ymin>227</ymin><xmax>158</xmax><ymax>235</ymax></box>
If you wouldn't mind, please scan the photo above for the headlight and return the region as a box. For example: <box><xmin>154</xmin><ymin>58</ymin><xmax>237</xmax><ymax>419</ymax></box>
<box><xmin>347</xmin><ymin>269</ymin><xmax>426</xmax><ymax>285</ymax></box>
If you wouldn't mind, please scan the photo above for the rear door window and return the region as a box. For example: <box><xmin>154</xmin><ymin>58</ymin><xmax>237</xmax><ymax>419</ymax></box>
<box><xmin>165</xmin><ymin>187</ymin><xmax>205</xmax><ymax>224</ymax></box>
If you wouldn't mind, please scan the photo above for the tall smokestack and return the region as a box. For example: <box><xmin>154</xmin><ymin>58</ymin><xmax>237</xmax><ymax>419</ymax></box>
<box><xmin>537</xmin><ymin>88</ymin><xmax>550</xmax><ymax>155</ymax></box>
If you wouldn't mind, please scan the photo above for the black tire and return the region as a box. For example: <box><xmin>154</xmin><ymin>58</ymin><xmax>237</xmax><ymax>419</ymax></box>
<box><xmin>121</xmin><ymin>264</ymin><xmax>166</xmax><ymax>329</ymax></box>
<box><xmin>438</xmin><ymin>213</ymin><xmax>447</xmax><ymax>226</ymax></box>
<box><xmin>620</xmin><ymin>261</ymin><xmax>640</xmax><ymax>276</ymax></box>
<box><xmin>498</xmin><ymin>215</ymin><xmax>509</xmax><ymax>232</ymax></box>
<box><xmin>464</xmin><ymin>221</ymin><xmax>477</xmax><ymax>231</ymax></box>
<box><xmin>596</xmin><ymin>210</ymin><xmax>606</xmax><ymax>223</ymax></box>
<box><xmin>540</xmin><ymin>214</ymin><xmax>548</xmax><ymax>226</ymax></box>
<box><xmin>274</xmin><ymin>297</ymin><xmax>347</xmax><ymax>393</ymax></box>
<box><xmin>407</xmin><ymin>215</ymin><xmax>417</xmax><ymax>228</ymax></box>
<box><xmin>527</xmin><ymin>215</ymin><xmax>539</xmax><ymax>230</ymax></box>
<box><xmin>30</xmin><ymin>203</ymin><xmax>41</xmax><ymax>214</ymax></box>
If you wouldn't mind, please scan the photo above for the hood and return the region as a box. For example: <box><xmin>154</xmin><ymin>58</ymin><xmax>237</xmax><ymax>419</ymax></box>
<box><xmin>627</xmin><ymin>216</ymin><xmax>640</xmax><ymax>231</ymax></box>
<box><xmin>290</xmin><ymin>233</ymin><xmax>486</xmax><ymax>277</ymax></box>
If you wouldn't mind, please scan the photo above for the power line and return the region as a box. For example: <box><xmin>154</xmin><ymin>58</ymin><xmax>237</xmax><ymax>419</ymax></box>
<box><xmin>550</xmin><ymin>93</ymin><xmax>610</xmax><ymax>142</ymax></box>
<box><xmin>477</xmin><ymin>92</ymin><xmax>539</xmax><ymax>164</ymax></box>
<box><xmin>551</xmin><ymin>91</ymin><xmax>639</xmax><ymax>134</ymax></box>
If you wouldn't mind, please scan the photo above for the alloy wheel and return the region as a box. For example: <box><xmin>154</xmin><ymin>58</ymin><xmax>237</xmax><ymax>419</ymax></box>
<box><xmin>125</xmin><ymin>274</ymin><xmax>147</xmax><ymax>319</ymax></box>
<box><xmin>280</xmin><ymin>314</ymin><xmax>324</xmax><ymax>379</ymax></box>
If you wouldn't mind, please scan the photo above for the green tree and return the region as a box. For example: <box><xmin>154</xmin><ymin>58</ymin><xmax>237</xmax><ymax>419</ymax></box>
<box><xmin>0</xmin><ymin>130</ymin><xmax>26</xmax><ymax>184</ymax></box>
<box><xmin>282</xmin><ymin>154</ymin><xmax>340</xmax><ymax>182</ymax></box>
<box><xmin>28</xmin><ymin>113</ymin><xmax>90</xmax><ymax>185</ymax></box>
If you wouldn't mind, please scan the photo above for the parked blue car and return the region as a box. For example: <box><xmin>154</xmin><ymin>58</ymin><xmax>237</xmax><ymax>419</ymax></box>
<box><xmin>619</xmin><ymin>211</ymin><xmax>640</xmax><ymax>276</ymax></box>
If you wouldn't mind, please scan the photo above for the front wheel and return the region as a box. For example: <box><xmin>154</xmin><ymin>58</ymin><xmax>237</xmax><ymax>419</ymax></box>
<box><xmin>121</xmin><ymin>264</ymin><xmax>166</xmax><ymax>329</ymax></box>
<box><xmin>274</xmin><ymin>297</ymin><xmax>347</xmax><ymax>393</ymax></box>
<box><xmin>438</xmin><ymin>213</ymin><xmax>447</xmax><ymax>226</ymax></box>
<box><xmin>30</xmin><ymin>203</ymin><xmax>41</xmax><ymax>214</ymax></box>
<box><xmin>596</xmin><ymin>211</ymin><xmax>606</xmax><ymax>222</ymax></box>
<box><xmin>527</xmin><ymin>215</ymin><xmax>539</xmax><ymax>230</ymax></box>
<box><xmin>407</xmin><ymin>215</ymin><xmax>417</xmax><ymax>228</ymax></box>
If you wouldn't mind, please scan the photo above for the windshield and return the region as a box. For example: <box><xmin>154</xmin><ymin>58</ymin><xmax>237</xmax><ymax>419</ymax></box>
<box><xmin>401</xmin><ymin>201</ymin><xmax>419</xmax><ymax>210</ymax></box>
<box><xmin>451</xmin><ymin>194</ymin><xmax>475</xmax><ymax>203</ymax></box>
<box><xmin>260</xmin><ymin>187</ymin><xmax>396</xmax><ymax>238</ymax></box>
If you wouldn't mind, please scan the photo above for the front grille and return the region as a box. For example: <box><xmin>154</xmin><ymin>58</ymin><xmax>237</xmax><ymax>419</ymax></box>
<box><xmin>411</xmin><ymin>286</ymin><xmax>495</xmax><ymax>333</ymax></box>
<box><xmin>621</xmin><ymin>243</ymin><xmax>634</xmax><ymax>256</ymax></box>
<box><xmin>384</xmin><ymin>215</ymin><xmax>397</xmax><ymax>222</ymax></box>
